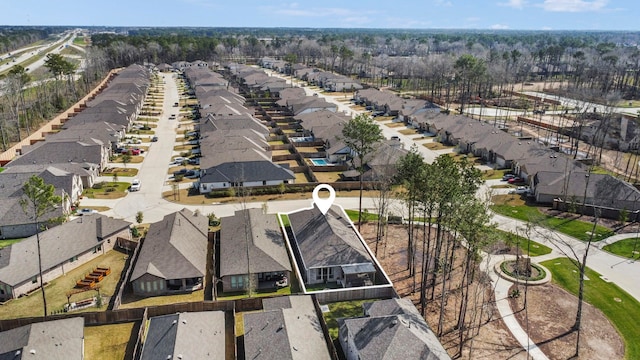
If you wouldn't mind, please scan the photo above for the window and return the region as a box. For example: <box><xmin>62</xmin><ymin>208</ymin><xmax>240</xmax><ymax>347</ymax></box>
<box><xmin>69</xmin><ymin>256</ymin><xmax>78</xmax><ymax>263</ymax></box>
<box><xmin>230</xmin><ymin>275</ymin><xmax>246</xmax><ymax>289</ymax></box>
<box><xmin>32</xmin><ymin>276</ymin><xmax>37</xmax><ymax>284</ymax></box>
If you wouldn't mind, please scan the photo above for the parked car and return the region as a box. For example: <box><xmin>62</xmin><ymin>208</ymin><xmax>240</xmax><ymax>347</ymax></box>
<box><xmin>502</xmin><ymin>174</ymin><xmax>516</xmax><ymax>181</ymax></box>
<box><xmin>508</xmin><ymin>177</ymin><xmax>525</xmax><ymax>184</ymax></box>
<box><xmin>510</xmin><ymin>186</ymin><xmax>530</xmax><ymax>195</ymax></box>
<box><xmin>151</xmin><ymin>136</ymin><xmax>158</xmax><ymax>142</ymax></box>
<box><xmin>390</xmin><ymin>135</ymin><xmax>400</xmax><ymax>141</ymax></box>
<box><xmin>188</xmin><ymin>157</ymin><xmax>200</xmax><ymax>165</ymax></box>
<box><xmin>185</xmin><ymin>170</ymin><xmax>201</xmax><ymax>178</ymax></box>
<box><xmin>78</xmin><ymin>208</ymin><xmax>97</xmax><ymax>216</ymax></box>
<box><xmin>172</xmin><ymin>157</ymin><xmax>185</xmax><ymax>165</ymax></box>
<box><xmin>173</xmin><ymin>169</ymin><xmax>188</xmax><ymax>177</ymax></box>
<box><xmin>129</xmin><ymin>148</ymin><xmax>141</xmax><ymax>155</ymax></box>
<box><xmin>130</xmin><ymin>179</ymin><xmax>141</xmax><ymax>191</ymax></box>
<box><xmin>169</xmin><ymin>114</ymin><xmax>177</xmax><ymax>120</ymax></box>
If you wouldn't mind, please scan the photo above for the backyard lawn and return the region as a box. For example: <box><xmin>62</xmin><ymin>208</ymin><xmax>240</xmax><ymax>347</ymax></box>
<box><xmin>118</xmin><ymin>289</ymin><xmax>204</xmax><ymax>309</ymax></box>
<box><xmin>84</xmin><ymin>322</ymin><xmax>138</xmax><ymax>360</ymax></box>
<box><xmin>322</xmin><ymin>300</ymin><xmax>371</xmax><ymax>339</ymax></box>
<box><xmin>0</xmin><ymin>238</ymin><xmax>23</xmax><ymax>249</ymax></box>
<box><xmin>542</xmin><ymin>258</ymin><xmax>640</xmax><ymax>359</ymax></box>
<box><xmin>603</xmin><ymin>238</ymin><xmax>640</xmax><ymax>259</ymax></box>
<box><xmin>0</xmin><ymin>249</ymin><xmax>128</xmax><ymax>320</ymax></box>
<box><xmin>491</xmin><ymin>195</ymin><xmax>614</xmax><ymax>242</ymax></box>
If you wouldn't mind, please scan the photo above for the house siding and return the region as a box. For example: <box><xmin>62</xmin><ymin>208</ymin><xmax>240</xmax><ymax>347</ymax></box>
<box><xmin>200</xmin><ymin>179</ymin><xmax>293</xmax><ymax>193</ymax></box>
<box><xmin>11</xmin><ymin>244</ymin><xmax>108</xmax><ymax>298</ymax></box>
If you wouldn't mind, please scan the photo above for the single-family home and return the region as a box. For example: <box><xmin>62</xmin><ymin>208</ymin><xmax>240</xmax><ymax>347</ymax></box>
<box><xmin>139</xmin><ymin>311</ymin><xmax>225</xmax><ymax>360</ymax></box>
<box><xmin>243</xmin><ymin>295</ymin><xmax>332</xmax><ymax>360</ymax></box>
<box><xmin>219</xmin><ymin>209</ymin><xmax>292</xmax><ymax>293</ymax></box>
<box><xmin>285</xmin><ymin>205</ymin><xmax>378</xmax><ymax>288</ymax></box>
<box><xmin>339</xmin><ymin>298</ymin><xmax>451</xmax><ymax>360</ymax></box>
<box><xmin>0</xmin><ymin>214</ymin><xmax>130</xmax><ymax>301</ymax></box>
<box><xmin>0</xmin><ymin>317</ymin><xmax>85</xmax><ymax>360</ymax></box>
<box><xmin>198</xmin><ymin>160</ymin><xmax>295</xmax><ymax>193</ymax></box>
<box><xmin>129</xmin><ymin>209</ymin><xmax>209</xmax><ymax>296</ymax></box>
<box><xmin>0</xmin><ymin>168</ymin><xmax>77</xmax><ymax>239</ymax></box>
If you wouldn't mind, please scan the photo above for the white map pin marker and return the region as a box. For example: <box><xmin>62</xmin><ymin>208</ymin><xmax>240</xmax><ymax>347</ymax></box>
<box><xmin>312</xmin><ymin>184</ymin><xmax>336</xmax><ymax>215</ymax></box>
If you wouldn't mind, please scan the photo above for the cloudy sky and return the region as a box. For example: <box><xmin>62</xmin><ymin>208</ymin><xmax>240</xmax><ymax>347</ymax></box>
<box><xmin>2</xmin><ymin>0</ymin><xmax>637</xmax><ymax>30</ymax></box>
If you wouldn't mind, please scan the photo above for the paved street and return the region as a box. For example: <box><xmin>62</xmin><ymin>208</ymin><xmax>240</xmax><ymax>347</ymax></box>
<box><xmin>78</xmin><ymin>67</ymin><xmax>640</xmax><ymax>358</ymax></box>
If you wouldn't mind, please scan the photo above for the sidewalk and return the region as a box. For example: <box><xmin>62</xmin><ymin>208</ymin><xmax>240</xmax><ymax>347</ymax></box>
<box><xmin>485</xmin><ymin>253</ymin><xmax>550</xmax><ymax>360</ymax></box>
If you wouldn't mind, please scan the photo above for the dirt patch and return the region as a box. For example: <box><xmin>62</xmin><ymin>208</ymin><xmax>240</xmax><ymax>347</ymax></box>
<box><xmin>359</xmin><ymin>223</ymin><xmax>527</xmax><ymax>359</ymax></box>
<box><xmin>509</xmin><ymin>284</ymin><xmax>624</xmax><ymax>360</ymax></box>
<box><xmin>358</xmin><ymin>223</ymin><xmax>622</xmax><ymax>359</ymax></box>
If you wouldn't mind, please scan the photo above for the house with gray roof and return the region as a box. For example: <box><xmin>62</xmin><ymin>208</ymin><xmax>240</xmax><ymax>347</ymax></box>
<box><xmin>198</xmin><ymin>160</ymin><xmax>295</xmax><ymax>194</ymax></box>
<box><xmin>219</xmin><ymin>209</ymin><xmax>292</xmax><ymax>293</ymax></box>
<box><xmin>532</xmin><ymin>171</ymin><xmax>640</xmax><ymax>212</ymax></box>
<box><xmin>7</xmin><ymin>139</ymin><xmax>109</xmax><ymax>171</ymax></box>
<box><xmin>130</xmin><ymin>209</ymin><xmax>209</xmax><ymax>297</ymax></box>
<box><xmin>244</xmin><ymin>295</ymin><xmax>331</xmax><ymax>360</ymax></box>
<box><xmin>339</xmin><ymin>298</ymin><xmax>450</xmax><ymax>360</ymax></box>
<box><xmin>0</xmin><ymin>214</ymin><xmax>130</xmax><ymax>301</ymax></box>
<box><xmin>0</xmin><ymin>168</ymin><xmax>78</xmax><ymax>240</ymax></box>
<box><xmin>285</xmin><ymin>205</ymin><xmax>378</xmax><ymax>288</ymax></box>
<box><xmin>140</xmin><ymin>311</ymin><xmax>225</xmax><ymax>360</ymax></box>
<box><xmin>0</xmin><ymin>317</ymin><xmax>84</xmax><ymax>360</ymax></box>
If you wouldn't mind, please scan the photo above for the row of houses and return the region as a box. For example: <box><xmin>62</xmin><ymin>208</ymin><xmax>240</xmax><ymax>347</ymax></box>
<box><xmin>176</xmin><ymin>64</ymin><xmax>297</xmax><ymax>194</ymax></box>
<box><xmin>260</xmin><ymin>56</ymin><xmax>365</xmax><ymax>93</ymax></box>
<box><xmin>0</xmin><ymin>296</ymin><xmax>449</xmax><ymax>360</ymax></box>
<box><xmin>0</xmin><ymin>64</ymin><xmax>151</xmax><ymax>239</ymax></box>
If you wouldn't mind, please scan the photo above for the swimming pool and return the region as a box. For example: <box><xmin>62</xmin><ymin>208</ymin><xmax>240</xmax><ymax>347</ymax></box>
<box><xmin>311</xmin><ymin>158</ymin><xmax>331</xmax><ymax>166</ymax></box>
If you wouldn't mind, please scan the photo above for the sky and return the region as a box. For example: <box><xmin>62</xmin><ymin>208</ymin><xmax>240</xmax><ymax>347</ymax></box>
<box><xmin>2</xmin><ymin>0</ymin><xmax>639</xmax><ymax>31</ymax></box>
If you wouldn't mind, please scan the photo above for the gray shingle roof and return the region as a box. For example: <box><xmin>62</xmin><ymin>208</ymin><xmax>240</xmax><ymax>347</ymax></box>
<box><xmin>130</xmin><ymin>209</ymin><xmax>209</xmax><ymax>281</ymax></box>
<box><xmin>0</xmin><ymin>214</ymin><xmax>130</xmax><ymax>286</ymax></box>
<box><xmin>0</xmin><ymin>317</ymin><xmax>84</xmax><ymax>360</ymax></box>
<box><xmin>199</xmin><ymin>161</ymin><xmax>294</xmax><ymax>184</ymax></box>
<box><xmin>140</xmin><ymin>311</ymin><xmax>225</xmax><ymax>360</ymax></box>
<box><xmin>244</xmin><ymin>295</ymin><xmax>331</xmax><ymax>360</ymax></box>
<box><xmin>219</xmin><ymin>209</ymin><xmax>291</xmax><ymax>277</ymax></box>
<box><xmin>7</xmin><ymin>141</ymin><xmax>104</xmax><ymax>168</ymax></box>
<box><xmin>340</xmin><ymin>298</ymin><xmax>450</xmax><ymax>360</ymax></box>
<box><xmin>287</xmin><ymin>205</ymin><xmax>373</xmax><ymax>268</ymax></box>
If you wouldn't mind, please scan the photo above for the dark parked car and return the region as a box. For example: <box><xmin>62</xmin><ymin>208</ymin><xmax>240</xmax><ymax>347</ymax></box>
<box><xmin>151</xmin><ymin>136</ymin><xmax>158</xmax><ymax>142</ymax></box>
<box><xmin>502</xmin><ymin>174</ymin><xmax>516</xmax><ymax>181</ymax></box>
<box><xmin>173</xmin><ymin>169</ymin><xmax>188</xmax><ymax>177</ymax></box>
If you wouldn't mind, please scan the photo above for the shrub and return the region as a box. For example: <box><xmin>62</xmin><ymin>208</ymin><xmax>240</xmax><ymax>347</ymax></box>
<box><xmin>105</xmin><ymin>187</ymin><xmax>116</xmax><ymax>192</ymax></box>
<box><xmin>92</xmin><ymin>182</ymin><xmax>105</xmax><ymax>189</ymax></box>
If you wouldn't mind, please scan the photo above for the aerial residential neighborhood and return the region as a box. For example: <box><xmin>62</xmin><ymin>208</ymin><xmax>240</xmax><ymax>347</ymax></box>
<box><xmin>1</xmin><ymin>6</ymin><xmax>640</xmax><ymax>359</ymax></box>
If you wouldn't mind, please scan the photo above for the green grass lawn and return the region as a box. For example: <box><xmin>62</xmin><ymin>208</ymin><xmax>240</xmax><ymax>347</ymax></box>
<box><xmin>216</xmin><ymin>286</ymin><xmax>292</xmax><ymax>301</ymax></box>
<box><xmin>344</xmin><ymin>209</ymin><xmax>380</xmax><ymax>223</ymax></box>
<box><xmin>118</xmin><ymin>289</ymin><xmax>204</xmax><ymax>309</ymax></box>
<box><xmin>603</xmin><ymin>238</ymin><xmax>640</xmax><ymax>260</ymax></box>
<box><xmin>84</xmin><ymin>322</ymin><xmax>137</xmax><ymax>360</ymax></box>
<box><xmin>483</xmin><ymin>169</ymin><xmax>511</xmax><ymax>180</ymax></box>
<box><xmin>0</xmin><ymin>249</ymin><xmax>127</xmax><ymax>319</ymax></box>
<box><xmin>0</xmin><ymin>238</ymin><xmax>24</xmax><ymax>249</ymax></box>
<box><xmin>542</xmin><ymin>258</ymin><xmax>640</xmax><ymax>359</ymax></box>
<box><xmin>323</xmin><ymin>300</ymin><xmax>372</xmax><ymax>339</ymax></box>
<box><xmin>489</xmin><ymin>228</ymin><xmax>552</xmax><ymax>256</ymax></box>
<box><xmin>101</xmin><ymin>168</ymin><xmax>139</xmax><ymax>177</ymax></box>
<box><xmin>83</xmin><ymin>182</ymin><xmax>131</xmax><ymax>199</ymax></box>
<box><xmin>491</xmin><ymin>196</ymin><xmax>614</xmax><ymax>242</ymax></box>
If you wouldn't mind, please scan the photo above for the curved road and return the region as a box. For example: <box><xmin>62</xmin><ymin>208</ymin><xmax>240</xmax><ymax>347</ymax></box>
<box><xmin>78</xmin><ymin>67</ymin><xmax>640</xmax><ymax>360</ymax></box>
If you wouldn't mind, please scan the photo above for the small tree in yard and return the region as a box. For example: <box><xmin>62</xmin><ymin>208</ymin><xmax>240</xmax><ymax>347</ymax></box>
<box><xmin>341</xmin><ymin>114</ymin><xmax>383</xmax><ymax>230</ymax></box>
<box><xmin>121</xmin><ymin>153</ymin><xmax>132</xmax><ymax>168</ymax></box>
<box><xmin>135</xmin><ymin>211</ymin><xmax>144</xmax><ymax>225</ymax></box>
<box><xmin>20</xmin><ymin>175</ymin><xmax>62</xmax><ymax>320</ymax></box>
